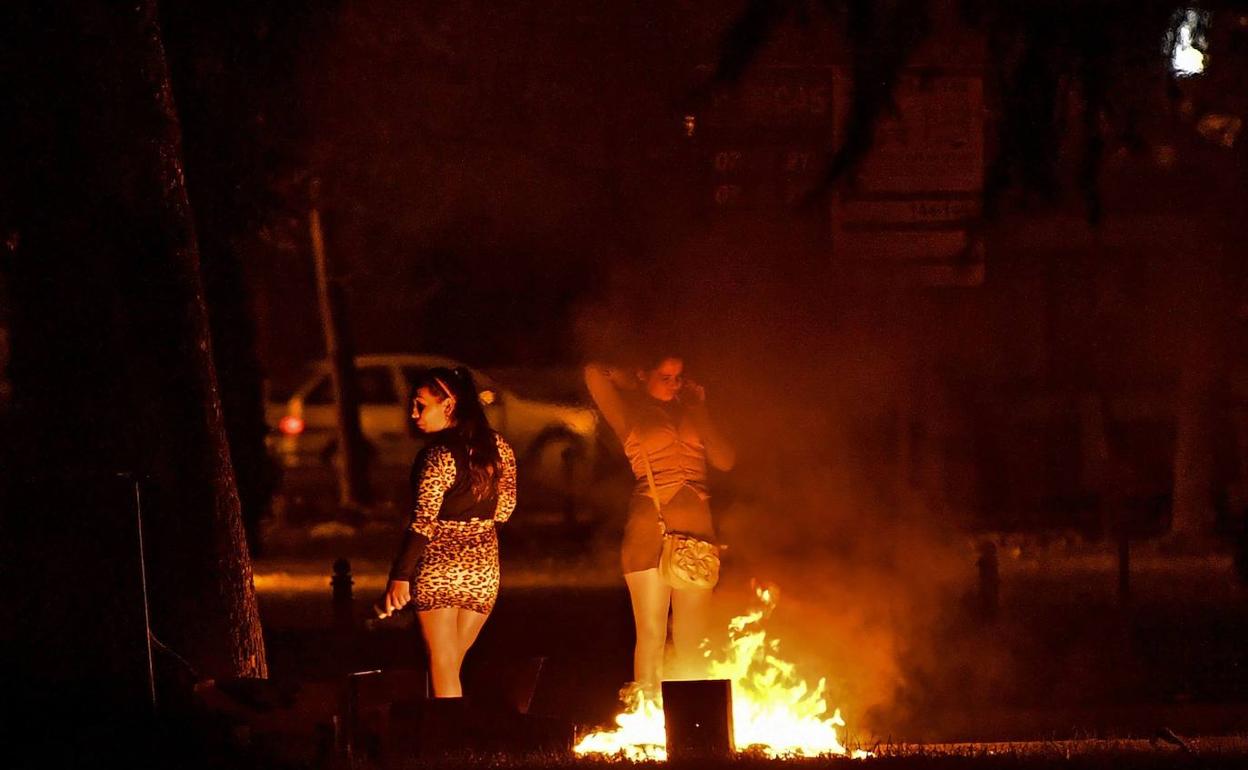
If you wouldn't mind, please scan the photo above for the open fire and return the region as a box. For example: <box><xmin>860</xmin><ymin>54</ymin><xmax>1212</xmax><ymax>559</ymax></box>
<box><xmin>574</xmin><ymin>582</ymin><xmax>871</xmax><ymax>760</ymax></box>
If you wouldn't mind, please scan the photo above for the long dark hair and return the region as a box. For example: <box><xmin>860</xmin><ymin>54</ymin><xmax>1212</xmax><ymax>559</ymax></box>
<box><xmin>413</xmin><ymin>366</ymin><xmax>501</xmax><ymax>501</ymax></box>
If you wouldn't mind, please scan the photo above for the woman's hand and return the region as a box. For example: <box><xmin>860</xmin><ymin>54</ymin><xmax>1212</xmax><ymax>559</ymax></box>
<box><xmin>381</xmin><ymin>579</ymin><xmax>411</xmax><ymax>617</ymax></box>
<box><xmin>682</xmin><ymin>378</ymin><xmax>706</xmax><ymax>406</ymax></box>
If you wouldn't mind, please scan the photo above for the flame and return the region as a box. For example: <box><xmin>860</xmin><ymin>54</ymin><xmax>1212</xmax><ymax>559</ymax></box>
<box><xmin>572</xmin><ymin>687</ymin><xmax>669</xmax><ymax>761</ymax></box>
<box><xmin>574</xmin><ymin>581</ymin><xmax>871</xmax><ymax>760</ymax></box>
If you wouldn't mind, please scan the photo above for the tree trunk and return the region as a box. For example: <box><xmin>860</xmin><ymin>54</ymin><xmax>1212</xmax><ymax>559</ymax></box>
<box><xmin>310</xmin><ymin>193</ymin><xmax>372</xmax><ymax>507</ymax></box>
<box><xmin>1169</xmin><ymin>242</ymin><xmax>1229</xmax><ymax>540</ymax></box>
<box><xmin>1170</xmin><ymin>328</ymin><xmax>1220</xmax><ymax>538</ymax></box>
<box><xmin>2</xmin><ymin>0</ymin><xmax>266</xmax><ymax>720</ymax></box>
<box><xmin>159</xmin><ymin>4</ymin><xmax>283</xmax><ymax>556</ymax></box>
<box><xmin>127</xmin><ymin>0</ymin><xmax>267</xmax><ymax>682</ymax></box>
<box><xmin>198</xmin><ymin>224</ymin><xmax>277</xmax><ymax>556</ymax></box>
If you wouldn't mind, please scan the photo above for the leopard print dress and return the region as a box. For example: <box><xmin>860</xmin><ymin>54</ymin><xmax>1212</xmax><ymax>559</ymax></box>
<box><xmin>408</xmin><ymin>435</ymin><xmax>517</xmax><ymax>615</ymax></box>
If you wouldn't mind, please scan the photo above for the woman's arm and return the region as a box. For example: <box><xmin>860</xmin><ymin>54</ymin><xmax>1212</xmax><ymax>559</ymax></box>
<box><xmin>583</xmin><ymin>362</ymin><xmax>633</xmax><ymax>440</ymax></box>
<box><xmin>493</xmin><ymin>435</ymin><xmax>517</xmax><ymax>523</ymax></box>
<box><xmin>388</xmin><ymin>446</ymin><xmax>456</xmax><ymax>582</ymax></box>
<box><xmin>683</xmin><ymin>382</ymin><xmax>736</xmax><ymax>471</ymax></box>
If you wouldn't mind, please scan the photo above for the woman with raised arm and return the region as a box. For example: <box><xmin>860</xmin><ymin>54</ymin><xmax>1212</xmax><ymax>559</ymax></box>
<box><xmin>584</xmin><ymin>355</ymin><xmax>735</xmax><ymax>701</ymax></box>
<box><xmin>382</xmin><ymin>366</ymin><xmax>517</xmax><ymax>699</ymax></box>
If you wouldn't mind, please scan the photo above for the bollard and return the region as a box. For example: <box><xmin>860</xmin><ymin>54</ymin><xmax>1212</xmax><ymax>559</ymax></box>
<box><xmin>332</xmin><ymin>558</ymin><xmax>354</xmax><ymax>632</ymax></box>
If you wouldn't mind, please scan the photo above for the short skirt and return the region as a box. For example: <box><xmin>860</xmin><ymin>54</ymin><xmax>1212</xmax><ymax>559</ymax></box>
<box><xmin>414</xmin><ymin>518</ymin><xmax>500</xmax><ymax>615</ymax></box>
<box><xmin>620</xmin><ymin>484</ymin><xmax>714</xmax><ymax>575</ymax></box>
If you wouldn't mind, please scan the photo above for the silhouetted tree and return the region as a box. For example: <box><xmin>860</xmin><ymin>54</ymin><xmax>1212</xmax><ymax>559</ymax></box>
<box><xmin>1</xmin><ymin>0</ymin><xmax>266</xmax><ymax>739</ymax></box>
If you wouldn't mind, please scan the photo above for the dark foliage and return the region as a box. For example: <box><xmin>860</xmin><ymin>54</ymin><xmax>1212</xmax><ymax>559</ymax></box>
<box><xmin>701</xmin><ymin>0</ymin><xmax>1248</xmax><ymax>221</ymax></box>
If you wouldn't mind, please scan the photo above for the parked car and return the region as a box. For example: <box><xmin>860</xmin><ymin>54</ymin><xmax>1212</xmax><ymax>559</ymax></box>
<box><xmin>265</xmin><ymin>354</ymin><xmax>600</xmax><ymax>494</ymax></box>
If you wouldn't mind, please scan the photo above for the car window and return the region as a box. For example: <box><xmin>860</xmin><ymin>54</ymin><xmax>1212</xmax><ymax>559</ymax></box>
<box><xmin>303</xmin><ymin>366</ymin><xmax>397</xmax><ymax>405</ymax></box>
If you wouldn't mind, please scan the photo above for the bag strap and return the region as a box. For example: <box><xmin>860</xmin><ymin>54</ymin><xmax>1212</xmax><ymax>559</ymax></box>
<box><xmin>640</xmin><ymin>434</ymin><xmax>724</xmax><ymax>552</ymax></box>
<box><xmin>638</xmin><ymin>445</ymin><xmax>665</xmax><ymax>532</ymax></box>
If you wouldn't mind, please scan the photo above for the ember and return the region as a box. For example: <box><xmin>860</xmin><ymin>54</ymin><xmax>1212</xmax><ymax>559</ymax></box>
<box><xmin>574</xmin><ymin>582</ymin><xmax>871</xmax><ymax>760</ymax></box>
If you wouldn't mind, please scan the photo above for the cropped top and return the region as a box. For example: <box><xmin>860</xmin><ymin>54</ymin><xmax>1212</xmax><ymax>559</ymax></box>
<box><xmin>622</xmin><ymin>399</ymin><xmax>709</xmax><ymax>505</ymax></box>
<box><xmin>389</xmin><ymin>433</ymin><xmax>517</xmax><ymax>581</ymax></box>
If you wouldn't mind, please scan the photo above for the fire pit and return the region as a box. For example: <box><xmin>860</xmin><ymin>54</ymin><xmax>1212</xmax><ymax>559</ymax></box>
<box><xmin>574</xmin><ymin>583</ymin><xmax>871</xmax><ymax>761</ymax></box>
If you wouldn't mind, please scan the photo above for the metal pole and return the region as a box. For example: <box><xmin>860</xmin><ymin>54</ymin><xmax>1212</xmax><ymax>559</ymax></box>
<box><xmin>133</xmin><ymin>478</ymin><xmax>157</xmax><ymax>710</ymax></box>
<box><xmin>1118</xmin><ymin>530</ymin><xmax>1130</xmax><ymax>605</ymax></box>
<box><xmin>309</xmin><ymin>181</ymin><xmax>369</xmax><ymax>507</ymax></box>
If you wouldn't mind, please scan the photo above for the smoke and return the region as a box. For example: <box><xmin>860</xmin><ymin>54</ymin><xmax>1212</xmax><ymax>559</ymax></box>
<box><xmin>573</xmin><ymin>219</ymin><xmax>998</xmax><ymax>738</ymax></box>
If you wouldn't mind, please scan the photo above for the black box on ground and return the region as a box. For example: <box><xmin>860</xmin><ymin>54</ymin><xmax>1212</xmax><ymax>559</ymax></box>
<box><xmin>661</xmin><ymin>679</ymin><xmax>735</xmax><ymax>760</ymax></box>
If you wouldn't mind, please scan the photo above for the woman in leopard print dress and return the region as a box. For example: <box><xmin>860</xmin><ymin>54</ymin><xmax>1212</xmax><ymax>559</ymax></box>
<box><xmin>383</xmin><ymin>366</ymin><xmax>517</xmax><ymax>698</ymax></box>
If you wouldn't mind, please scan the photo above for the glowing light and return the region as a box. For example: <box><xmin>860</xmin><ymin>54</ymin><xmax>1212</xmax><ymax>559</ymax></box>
<box><xmin>1168</xmin><ymin>9</ymin><xmax>1209</xmax><ymax>77</ymax></box>
<box><xmin>574</xmin><ymin>582</ymin><xmax>871</xmax><ymax>760</ymax></box>
<box><xmin>278</xmin><ymin>415</ymin><xmax>304</xmax><ymax>435</ymax></box>
<box><xmin>574</xmin><ymin>688</ymin><xmax>669</xmax><ymax>761</ymax></box>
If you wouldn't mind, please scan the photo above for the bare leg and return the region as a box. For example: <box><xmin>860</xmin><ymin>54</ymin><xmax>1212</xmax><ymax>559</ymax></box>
<box><xmin>455</xmin><ymin>608</ymin><xmax>489</xmax><ymax>669</ymax></box>
<box><xmin>419</xmin><ymin>608</ymin><xmax>464</xmax><ymax>697</ymax></box>
<box><xmin>624</xmin><ymin>568</ymin><xmax>671</xmax><ymax>695</ymax></box>
<box><xmin>670</xmin><ymin>586</ymin><xmax>713</xmax><ymax>679</ymax></box>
